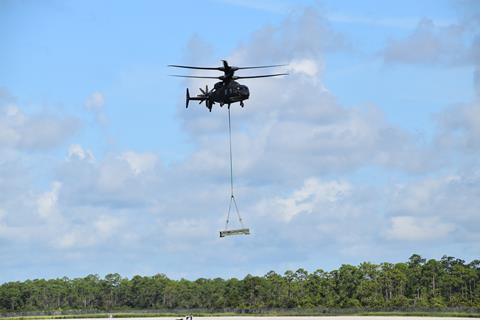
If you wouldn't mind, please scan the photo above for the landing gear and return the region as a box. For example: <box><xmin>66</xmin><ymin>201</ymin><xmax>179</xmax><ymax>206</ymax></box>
<box><xmin>240</xmin><ymin>101</ymin><xmax>244</xmax><ymax>108</ymax></box>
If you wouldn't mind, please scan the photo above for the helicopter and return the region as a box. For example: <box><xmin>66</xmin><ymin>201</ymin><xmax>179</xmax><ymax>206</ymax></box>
<box><xmin>169</xmin><ymin>60</ymin><xmax>288</xmax><ymax>111</ymax></box>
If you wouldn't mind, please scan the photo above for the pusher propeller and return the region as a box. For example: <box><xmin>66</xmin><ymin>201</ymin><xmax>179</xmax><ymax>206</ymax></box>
<box><xmin>199</xmin><ymin>85</ymin><xmax>209</xmax><ymax>95</ymax></box>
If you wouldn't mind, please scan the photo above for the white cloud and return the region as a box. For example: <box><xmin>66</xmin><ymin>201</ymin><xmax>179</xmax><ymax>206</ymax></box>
<box><xmin>0</xmin><ymin>103</ymin><xmax>79</xmax><ymax>151</ymax></box>
<box><xmin>387</xmin><ymin>172</ymin><xmax>480</xmax><ymax>244</ymax></box>
<box><xmin>381</xmin><ymin>4</ymin><xmax>480</xmax><ymax>75</ymax></box>
<box><xmin>217</xmin><ymin>0</ymin><xmax>291</xmax><ymax>14</ymax></box>
<box><xmin>228</xmin><ymin>6</ymin><xmax>348</xmax><ymax>64</ymax></box>
<box><xmin>287</xmin><ymin>58</ymin><xmax>322</xmax><ymax>78</ymax></box>
<box><xmin>56</xmin><ymin>228</ymin><xmax>96</xmax><ymax>249</ymax></box>
<box><xmin>382</xmin><ymin>18</ymin><xmax>467</xmax><ymax>65</ymax></box>
<box><xmin>36</xmin><ymin>181</ymin><xmax>62</xmax><ymax>219</ymax></box>
<box><xmin>94</xmin><ymin>215</ymin><xmax>123</xmax><ymax>237</ymax></box>
<box><xmin>435</xmin><ymin>101</ymin><xmax>480</xmax><ymax>151</ymax></box>
<box><xmin>391</xmin><ymin>177</ymin><xmax>450</xmax><ymax>215</ymax></box>
<box><xmin>97</xmin><ymin>160</ymin><xmax>131</xmax><ymax>192</ymax></box>
<box><xmin>0</xmin><ymin>208</ymin><xmax>11</xmax><ymax>239</ymax></box>
<box><xmin>328</xmin><ymin>13</ymin><xmax>454</xmax><ymax>29</ymax></box>
<box><xmin>85</xmin><ymin>91</ymin><xmax>108</xmax><ymax>125</ymax></box>
<box><xmin>0</xmin><ymin>105</ymin><xmax>24</xmax><ymax>147</ymax></box>
<box><xmin>68</xmin><ymin>144</ymin><xmax>95</xmax><ymax>162</ymax></box>
<box><xmin>58</xmin><ymin>148</ymin><xmax>165</xmax><ymax>209</ymax></box>
<box><xmin>475</xmin><ymin>66</ymin><xmax>480</xmax><ymax>97</ymax></box>
<box><xmin>386</xmin><ymin>216</ymin><xmax>455</xmax><ymax>241</ymax></box>
<box><xmin>120</xmin><ymin>151</ymin><xmax>158</xmax><ymax>175</ymax></box>
<box><xmin>266</xmin><ymin>178</ymin><xmax>351</xmax><ymax>222</ymax></box>
<box><xmin>85</xmin><ymin>92</ymin><xmax>105</xmax><ymax>111</ymax></box>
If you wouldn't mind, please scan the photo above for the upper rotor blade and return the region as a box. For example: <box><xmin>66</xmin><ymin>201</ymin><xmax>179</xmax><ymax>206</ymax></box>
<box><xmin>168</xmin><ymin>64</ymin><xmax>221</xmax><ymax>71</ymax></box>
<box><xmin>234</xmin><ymin>73</ymin><xmax>288</xmax><ymax>79</ymax></box>
<box><xmin>170</xmin><ymin>75</ymin><xmax>220</xmax><ymax>79</ymax></box>
<box><xmin>236</xmin><ymin>64</ymin><xmax>288</xmax><ymax>70</ymax></box>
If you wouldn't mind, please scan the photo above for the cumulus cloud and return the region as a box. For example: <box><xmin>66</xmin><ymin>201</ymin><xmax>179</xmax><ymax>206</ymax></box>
<box><xmin>475</xmin><ymin>66</ymin><xmax>480</xmax><ymax>96</ymax></box>
<box><xmin>435</xmin><ymin>101</ymin><xmax>480</xmax><ymax>151</ymax></box>
<box><xmin>386</xmin><ymin>216</ymin><xmax>455</xmax><ymax>241</ymax></box>
<box><xmin>387</xmin><ymin>172</ymin><xmax>480</xmax><ymax>244</ymax></box>
<box><xmin>381</xmin><ymin>3</ymin><xmax>480</xmax><ymax>99</ymax></box>
<box><xmin>471</xmin><ymin>36</ymin><xmax>480</xmax><ymax>96</ymax></box>
<box><xmin>94</xmin><ymin>215</ymin><xmax>124</xmax><ymax>238</ymax></box>
<box><xmin>55</xmin><ymin>214</ymin><xmax>125</xmax><ymax>249</ymax></box>
<box><xmin>0</xmin><ymin>92</ymin><xmax>82</xmax><ymax>250</ymax></box>
<box><xmin>263</xmin><ymin>178</ymin><xmax>351</xmax><ymax>222</ymax></box>
<box><xmin>382</xmin><ymin>18</ymin><xmax>466</xmax><ymax>65</ymax></box>
<box><xmin>288</xmin><ymin>58</ymin><xmax>321</xmax><ymax>77</ymax></box>
<box><xmin>85</xmin><ymin>92</ymin><xmax>105</xmax><ymax>111</ymax></box>
<box><xmin>120</xmin><ymin>151</ymin><xmax>158</xmax><ymax>175</ymax></box>
<box><xmin>0</xmin><ymin>208</ymin><xmax>14</xmax><ymax>239</ymax></box>
<box><xmin>0</xmin><ymin>103</ymin><xmax>79</xmax><ymax>151</ymax></box>
<box><xmin>68</xmin><ymin>144</ymin><xmax>95</xmax><ymax>162</ymax></box>
<box><xmin>248</xmin><ymin>176</ymin><xmax>385</xmax><ymax>261</ymax></box>
<box><xmin>57</xmin><ymin>146</ymin><xmax>166</xmax><ymax>210</ymax></box>
<box><xmin>37</xmin><ymin>182</ymin><xmax>62</xmax><ymax>219</ymax></box>
<box><xmin>230</xmin><ymin>6</ymin><xmax>348</xmax><ymax>65</ymax></box>
<box><xmin>85</xmin><ymin>91</ymin><xmax>107</xmax><ymax>125</ymax></box>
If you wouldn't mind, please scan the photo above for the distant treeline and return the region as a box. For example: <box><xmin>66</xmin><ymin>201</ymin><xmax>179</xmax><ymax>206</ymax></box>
<box><xmin>1</xmin><ymin>254</ymin><xmax>479</xmax><ymax>313</ymax></box>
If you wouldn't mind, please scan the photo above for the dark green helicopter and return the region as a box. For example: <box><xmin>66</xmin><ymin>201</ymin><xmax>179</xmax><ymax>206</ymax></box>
<box><xmin>169</xmin><ymin>60</ymin><xmax>288</xmax><ymax>111</ymax></box>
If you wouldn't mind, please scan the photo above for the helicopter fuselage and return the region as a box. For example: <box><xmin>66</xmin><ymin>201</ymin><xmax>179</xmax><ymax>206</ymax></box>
<box><xmin>211</xmin><ymin>81</ymin><xmax>250</xmax><ymax>105</ymax></box>
<box><xmin>186</xmin><ymin>80</ymin><xmax>250</xmax><ymax>111</ymax></box>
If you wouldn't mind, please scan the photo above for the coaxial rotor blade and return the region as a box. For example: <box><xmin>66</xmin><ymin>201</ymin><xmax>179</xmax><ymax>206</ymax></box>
<box><xmin>236</xmin><ymin>64</ymin><xmax>288</xmax><ymax>70</ymax></box>
<box><xmin>168</xmin><ymin>64</ymin><xmax>221</xmax><ymax>70</ymax></box>
<box><xmin>170</xmin><ymin>75</ymin><xmax>220</xmax><ymax>79</ymax></box>
<box><xmin>233</xmin><ymin>73</ymin><xmax>288</xmax><ymax>79</ymax></box>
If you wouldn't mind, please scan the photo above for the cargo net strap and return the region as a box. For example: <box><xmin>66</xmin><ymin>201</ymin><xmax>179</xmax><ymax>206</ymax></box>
<box><xmin>225</xmin><ymin>194</ymin><xmax>245</xmax><ymax>230</ymax></box>
<box><xmin>224</xmin><ymin>108</ymin><xmax>245</xmax><ymax>230</ymax></box>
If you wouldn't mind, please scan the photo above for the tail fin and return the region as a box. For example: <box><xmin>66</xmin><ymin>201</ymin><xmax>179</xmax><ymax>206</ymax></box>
<box><xmin>186</xmin><ymin>88</ymin><xmax>190</xmax><ymax>108</ymax></box>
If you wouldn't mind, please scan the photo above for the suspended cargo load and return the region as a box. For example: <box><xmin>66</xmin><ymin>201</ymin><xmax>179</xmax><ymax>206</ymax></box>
<box><xmin>220</xmin><ymin>228</ymin><xmax>250</xmax><ymax>237</ymax></box>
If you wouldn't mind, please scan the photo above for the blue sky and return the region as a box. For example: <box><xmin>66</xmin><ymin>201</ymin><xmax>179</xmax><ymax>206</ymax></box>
<box><xmin>0</xmin><ymin>0</ymin><xmax>479</xmax><ymax>282</ymax></box>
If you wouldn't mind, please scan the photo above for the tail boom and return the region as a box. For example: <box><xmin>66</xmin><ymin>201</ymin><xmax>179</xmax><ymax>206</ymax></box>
<box><xmin>185</xmin><ymin>88</ymin><xmax>213</xmax><ymax>111</ymax></box>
